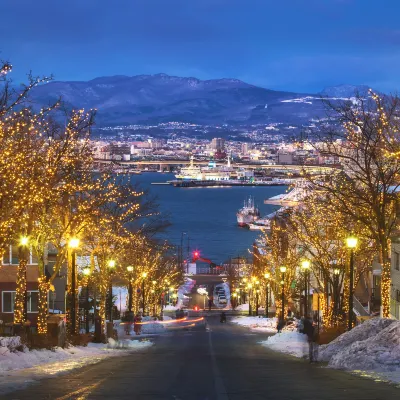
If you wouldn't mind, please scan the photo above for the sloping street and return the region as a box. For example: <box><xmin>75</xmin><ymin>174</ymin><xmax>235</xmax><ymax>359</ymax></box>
<box><xmin>3</xmin><ymin>316</ymin><xmax>399</xmax><ymax>400</ymax></box>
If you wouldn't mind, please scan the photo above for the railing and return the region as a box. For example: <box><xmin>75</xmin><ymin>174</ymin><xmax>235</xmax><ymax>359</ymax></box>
<box><xmin>196</xmin><ymin>267</ymin><xmax>226</xmax><ymax>275</ymax></box>
<box><xmin>353</xmin><ymin>295</ymin><xmax>370</xmax><ymax>317</ymax></box>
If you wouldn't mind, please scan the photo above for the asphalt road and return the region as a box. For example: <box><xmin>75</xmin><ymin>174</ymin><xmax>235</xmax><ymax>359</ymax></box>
<box><xmin>4</xmin><ymin>316</ymin><xmax>400</xmax><ymax>400</ymax></box>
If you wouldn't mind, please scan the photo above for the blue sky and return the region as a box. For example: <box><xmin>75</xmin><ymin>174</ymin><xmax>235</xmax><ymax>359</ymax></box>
<box><xmin>1</xmin><ymin>0</ymin><xmax>400</xmax><ymax>93</ymax></box>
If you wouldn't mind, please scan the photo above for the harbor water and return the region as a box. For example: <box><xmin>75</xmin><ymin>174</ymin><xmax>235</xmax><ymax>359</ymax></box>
<box><xmin>130</xmin><ymin>172</ymin><xmax>287</xmax><ymax>264</ymax></box>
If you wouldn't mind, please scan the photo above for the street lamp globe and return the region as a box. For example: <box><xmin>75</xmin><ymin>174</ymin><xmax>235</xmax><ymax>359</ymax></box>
<box><xmin>83</xmin><ymin>266</ymin><xmax>91</xmax><ymax>276</ymax></box>
<box><xmin>142</xmin><ymin>272</ymin><xmax>148</xmax><ymax>278</ymax></box>
<box><xmin>20</xmin><ymin>236</ymin><xmax>29</xmax><ymax>246</ymax></box>
<box><xmin>68</xmin><ymin>237</ymin><xmax>80</xmax><ymax>249</ymax></box>
<box><xmin>333</xmin><ymin>268</ymin><xmax>340</xmax><ymax>275</ymax></box>
<box><xmin>264</xmin><ymin>272</ymin><xmax>270</xmax><ymax>279</ymax></box>
<box><xmin>280</xmin><ymin>266</ymin><xmax>287</xmax><ymax>273</ymax></box>
<box><xmin>301</xmin><ymin>260</ymin><xmax>311</xmax><ymax>270</ymax></box>
<box><xmin>346</xmin><ymin>236</ymin><xmax>358</xmax><ymax>249</ymax></box>
<box><xmin>108</xmin><ymin>259</ymin><xmax>116</xmax><ymax>269</ymax></box>
<box><xmin>127</xmin><ymin>266</ymin><xmax>134</xmax><ymax>272</ymax></box>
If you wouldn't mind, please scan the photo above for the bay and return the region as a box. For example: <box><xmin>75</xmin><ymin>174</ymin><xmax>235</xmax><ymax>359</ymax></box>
<box><xmin>131</xmin><ymin>172</ymin><xmax>287</xmax><ymax>264</ymax></box>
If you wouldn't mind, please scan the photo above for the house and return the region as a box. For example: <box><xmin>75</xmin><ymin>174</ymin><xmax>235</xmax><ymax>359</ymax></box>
<box><xmin>0</xmin><ymin>244</ymin><xmax>67</xmax><ymax>327</ymax></box>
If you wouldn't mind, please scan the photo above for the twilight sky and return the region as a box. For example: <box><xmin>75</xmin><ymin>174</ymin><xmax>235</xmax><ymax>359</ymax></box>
<box><xmin>1</xmin><ymin>0</ymin><xmax>400</xmax><ymax>93</ymax></box>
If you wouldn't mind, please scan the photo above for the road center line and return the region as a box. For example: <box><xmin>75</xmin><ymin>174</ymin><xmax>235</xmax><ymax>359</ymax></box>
<box><xmin>208</xmin><ymin>329</ymin><xmax>229</xmax><ymax>400</ymax></box>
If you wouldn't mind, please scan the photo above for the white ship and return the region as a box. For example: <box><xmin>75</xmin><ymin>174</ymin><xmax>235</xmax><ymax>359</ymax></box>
<box><xmin>175</xmin><ymin>156</ymin><xmax>202</xmax><ymax>180</ymax></box>
<box><xmin>236</xmin><ymin>197</ymin><xmax>260</xmax><ymax>227</ymax></box>
<box><xmin>175</xmin><ymin>156</ymin><xmax>238</xmax><ymax>181</ymax></box>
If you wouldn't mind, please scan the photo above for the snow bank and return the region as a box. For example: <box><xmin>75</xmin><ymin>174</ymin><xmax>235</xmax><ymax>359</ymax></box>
<box><xmin>319</xmin><ymin>318</ymin><xmax>396</xmax><ymax>362</ymax></box>
<box><xmin>231</xmin><ymin>316</ymin><xmax>277</xmax><ymax>332</ymax></box>
<box><xmin>261</xmin><ymin>331</ymin><xmax>308</xmax><ymax>358</ymax></box>
<box><xmin>0</xmin><ymin>337</ymin><xmax>152</xmax><ymax>374</ymax></box>
<box><xmin>235</xmin><ymin>303</ymin><xmax>249</xmax><ymax>311</ymax></box>
<box><xmin>326</xmin><ymin>320</ymin><xmax>400</xmax><ymax>373</ymax></box>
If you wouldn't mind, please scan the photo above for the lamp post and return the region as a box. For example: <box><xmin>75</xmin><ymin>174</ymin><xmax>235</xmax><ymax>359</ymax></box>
<box><xmin>346</xmin><ymin>236</ymin><xmax>358</xmax><ymax>330</ymax></box>
<box><xmin>255</xmin><ymin>280</ymin><xmax>260</xmax><ymax>316</ymax></box>
<box><xmin>68</xmin><ymin>238</ymin><xmax>80</xmax><ymax>335</ymax></box>
<box><xmin>142</xmin><ymin>272</ymin><xmax>147</xmax><ymax>315</ymax></box>
<box><xmin>83</xmin><ymin>266</ymin><xmax>91</xmax><ymax>334</ymax></box>
<box><xmin>247</xmin><ymin>283</ymin><xmax>253</xmax><ymax>316</ymax></box>
<box><xmin>264</xmin><ymin>273</ymin><xmax>270</xmax><ymax>318</ymax></box>
<box><xmin>280</xmin><ymin>266</ymin><xmax>287</xmax><ymax>322</ymax></box>
<box><xmin>127</xmin><ymin>266</ymin><xmax>134</xmax><ymax>313</ymax></box>
<box><xmin>108</xmin><ymin>259</ymin><xmax>116</xmax><ymax>322</ymax></box>
<box><xmin>301</xmin><ymin>260</ymin><xmax>311</xmax><ymax>317</ymax></box>
<box><xmin>333</xmin><ymin>267</ymin><xmax>340</xmax><ymax>322</ymax></box>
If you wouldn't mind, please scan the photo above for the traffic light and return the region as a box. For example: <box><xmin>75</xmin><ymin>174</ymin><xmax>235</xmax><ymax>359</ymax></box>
<box><xmin>193</xmin><ymin>251</ymin><xmax>200</xmax><ymax>259</ymax></box>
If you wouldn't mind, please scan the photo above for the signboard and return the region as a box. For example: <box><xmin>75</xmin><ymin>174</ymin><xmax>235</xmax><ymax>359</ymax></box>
<box><xmin>222</xmin><ymin>278</ymin><xmax>228</xmax><ymax>283</ymax></box>
<box><xmin>136</xmin><ymin>288</ymin><xmax>141</xmax><ymax>294</ymax></box>
<box><xmin>290</xmin><ymin>280</ymin><xmax>296</xmax><ymax>289</ymax></box>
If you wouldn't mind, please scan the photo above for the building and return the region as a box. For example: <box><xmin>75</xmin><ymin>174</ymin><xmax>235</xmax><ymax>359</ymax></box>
<box><xmin>390</xmin><ymin>240</ymin><xmax>400</xmax><ymax>319</ymax></box>
<box><xmin>277</xmin><ymin>151</ymin><xmax>294</xmax><ymax>165</ymax></box>
<box><xmin>0</xmin><ymin>244</ymin><xmax>66</xmax><ymax>327</ymax></box>
<box><xmin>211</xmin><ymin>138</ymin><xmax>225</xmax><ymax>151</ymax></box>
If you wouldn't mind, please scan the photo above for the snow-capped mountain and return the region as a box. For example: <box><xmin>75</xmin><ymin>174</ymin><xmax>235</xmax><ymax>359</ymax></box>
<box><xmin>28</xmin><ymin>74</ymin><xmax>373</xmax><ymax>127</ymax></box>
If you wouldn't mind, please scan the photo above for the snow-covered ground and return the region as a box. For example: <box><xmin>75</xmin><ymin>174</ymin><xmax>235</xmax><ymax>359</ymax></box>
<box><xmin>320</xmin><ymin>319</ymin><xmax>400</xmax><ymax>384</ymax></box>
<box><xmin>231</xmin><ymin>316</ymin><xmax>277</xmax><ymax>333</ymax></box>
<box><xmin>261</xmin><ymin>331</ymin><xmax>308</xmax><ymax>358</ymax></box>
<box><xmin>259</xmin><ymin>318</ymin><xmax>400</xmax><ymax>385</ymax></box>
<box><xmin>0</xmin><ymin>336</ymin><xmax>152</xmax><ymax>394</ymax></box>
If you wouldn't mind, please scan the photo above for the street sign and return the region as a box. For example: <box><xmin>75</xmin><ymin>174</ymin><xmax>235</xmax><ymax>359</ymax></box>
<box><xmin>136</xmin><ymin>288</ymin><xmax>141</xmax><ymax>294</ymax></box>
<box><xmin>290</xmin><ymin>280</ymin><xmax>296</xmax><ymax>289</ymax></box>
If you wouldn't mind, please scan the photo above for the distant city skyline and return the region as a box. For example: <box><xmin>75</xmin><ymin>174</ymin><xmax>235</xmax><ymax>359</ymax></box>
<box><xmin>1</xmin><ymin>0</ymin><xmax>400</xmax><ymax>93</ymax></box>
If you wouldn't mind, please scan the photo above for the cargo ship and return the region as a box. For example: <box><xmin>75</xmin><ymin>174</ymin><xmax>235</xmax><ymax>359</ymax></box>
<box><xmin>236</xmin><ymin>197</ymin><xmax>260</xmax><ymax>227</ymax></box>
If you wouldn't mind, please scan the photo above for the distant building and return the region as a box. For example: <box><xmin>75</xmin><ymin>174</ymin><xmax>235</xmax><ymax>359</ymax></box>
<box><xmin>241</xmin><ymin>143</ymin><xmax>251</xmax><ymax>156</ymax></box>
<box><xmin>277</xmin><ymin>151</ymin><xmax>294</xmax><ymax>165</ymax></box>
<box><xmin>211</xmin><ymin>138</ymin><xmax>225</xmax><ymax>151</ymax></box>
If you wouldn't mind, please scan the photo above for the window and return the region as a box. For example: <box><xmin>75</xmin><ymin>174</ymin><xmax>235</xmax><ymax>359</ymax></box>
<box><xmin>2</xmin><ymin>291</ymin><xmax>39</xmax><ymax>313</ymax></box>
<box><xmin>2</xmin><ymin>291</ymin><xmax>16</xmax><ymax>312</ymax></box>
<box><xmin>395</xmin><ymin>252</ymin><xmax>400</xmax><ymax>271</ymax></box>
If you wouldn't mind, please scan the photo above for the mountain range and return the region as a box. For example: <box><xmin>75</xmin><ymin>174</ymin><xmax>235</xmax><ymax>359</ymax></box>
<box><xmin>29</xmin><ymin>74</ymin><xmax>371</xmax><ymax>127</ymax></box>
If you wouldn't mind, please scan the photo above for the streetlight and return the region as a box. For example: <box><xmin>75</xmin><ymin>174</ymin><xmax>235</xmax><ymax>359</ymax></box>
<box><xmin>247</xmin><ymin>283</ymin><xmax>252</xmax><ymax>316</ymax></box>
<box><xmin>264</xmin><ymin>273</ymin><xmax>270</xmax><ymax>318</ymax></box>
<box><xmin>301</xmin><ymin>259</ymin><xmax>311</xmax><ymax>317</ymax></box>
<box><xmin>346</xmin><ymin>236</ymin><xmax>358</xmax><ymax>330</ymax></box>
<box><xmin>83</xmin><ymin>266</ymin><xmax>91</xmax><ymax>334</ymax></box>
<box><xmin>333</xmin><ymin>267</ymin><xmax>340</xmax><ymax>321</ymax></box>
<box><xmin>127</xmin><ymin>266</ymin><xmax>134</xmax><ymax>313</ymax></box>
<box><xmin>142</xmin><ymin>272</ymin><xmax>147</xmax><ymax>315</ymax></box>
<box><xmin>108</xmin><ymin>259</ymin><xmax>116</xmax><ymax>322</ymax></box>
<box><xmin>280</xmin><ymin>266</ymin><xmax>287</xmax><ymax>322</ymax></box>
<box><xmin>68</xmin><ymin>237</ymin><xmax>80</xmax><ymax>335</ymax></box>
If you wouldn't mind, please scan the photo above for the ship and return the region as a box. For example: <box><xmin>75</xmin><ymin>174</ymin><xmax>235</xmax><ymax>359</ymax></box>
<box><xmin>175</xmin><ymin>155</ymin><xmax>248</xmax><ymax>181</ymax></box>
<box><xmin>236</xmin><ymin>197</ymin><xmax>260</xmax><ymax>227</ymax></box>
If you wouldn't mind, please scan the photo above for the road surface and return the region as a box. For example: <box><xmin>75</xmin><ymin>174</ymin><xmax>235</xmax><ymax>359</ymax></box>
<box><xmin>4</xmin><ymin>316</ymin><xmax>399</xmax><ymax>399</ymax></box>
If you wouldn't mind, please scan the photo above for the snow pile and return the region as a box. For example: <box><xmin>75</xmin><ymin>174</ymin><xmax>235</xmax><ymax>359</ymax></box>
<box><xmin>0</xmin><ymin>337</ymin><xmax>152</xmax><ymax>374</ymax></box>
<box><xmin>0</xmin><ymin>336</ymin><xmax>23</xmax><ymax>352</ymax></box>
<box><xmin>282</xmin><ymin>318</ymin><xmax>300</xmax><ymax>332</ymax></box>
<box><xmin>231</xmin><ymin>316</ymin><xmax>277</xmax><ymax>332</ymax></box>
<box><xmin>261</xmin><ymin>331</ymin><xmax>308</xmax><ymax>358</ymax></box>
<box><xmin>106</xmin><ymin>338</ymin><xmax>152</xmax><ymax>350</ymax></box>
<box><xmin>235</xmin><ymin>303</ymin><xmax>249</xmax><ymax>311</ymax></box>
<box><xmin>322</xmin><ymin>320</ymin><xmax>400</xmax><ymax>373</ymax></box>
<box><xmin>319</xmin><ymin>318</ymin><xmax>396</xmax><ymax>362</ymax></box>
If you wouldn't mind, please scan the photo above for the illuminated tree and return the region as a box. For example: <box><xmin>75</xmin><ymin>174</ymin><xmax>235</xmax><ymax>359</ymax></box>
<box><xmin>305</xmin><ymin>92</ymin><xmax>400</xmax><ymax>317</ymax></box>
